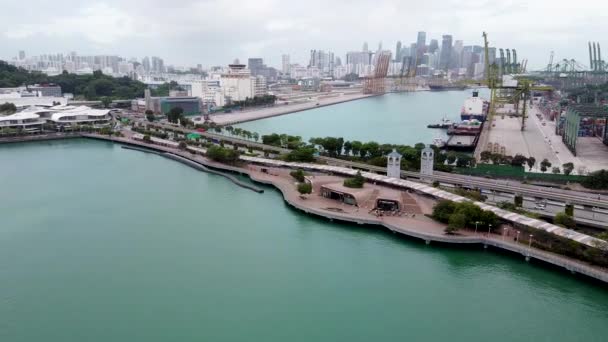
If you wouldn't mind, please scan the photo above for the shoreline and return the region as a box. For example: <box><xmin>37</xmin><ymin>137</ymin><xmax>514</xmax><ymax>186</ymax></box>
<box><xmin>210</xmin><ymin>92</ymin><xmax>379</xmax><ymax>125</ymax></box>
<box><xmin>77</xmin><ymin>135</ymin><xmax>608</xmax><ymax>284</ymax></box>
<box><xmin>3</xmin><ymin>134</ymin><xmax>607</xmax><ymax>284</ymax></box>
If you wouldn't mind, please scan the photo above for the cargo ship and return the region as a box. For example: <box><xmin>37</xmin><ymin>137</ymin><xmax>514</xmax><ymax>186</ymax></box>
<box><xmin>460</xmin><ymin>91</ymin><xmax>489</xmax><ymax>122</ymax></box>
<box><xmin>429</xmin><ymin>84</ymin><xmax>467</xmax><ymax>91</ymax></box>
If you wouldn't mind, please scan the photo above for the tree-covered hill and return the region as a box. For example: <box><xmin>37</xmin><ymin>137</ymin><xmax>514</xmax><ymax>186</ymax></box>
<box><xmin>0</xmin><ymin>60</ymin><xmax>146</xmax><ymax>100</ymax></box>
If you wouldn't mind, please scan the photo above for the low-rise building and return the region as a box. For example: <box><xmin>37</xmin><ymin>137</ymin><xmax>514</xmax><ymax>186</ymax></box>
<box><xmin>0</xmin><ymin>105</ymin><xmax>112</xmax><ymax>133</ymax></box>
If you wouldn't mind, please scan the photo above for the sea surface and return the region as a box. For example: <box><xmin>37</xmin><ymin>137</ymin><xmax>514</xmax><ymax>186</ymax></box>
<box><xmin>1</xmin><ymin>139</ymin><xmax>607</xmax><ymax>342</ymax></box>
<box><xmin>235</xmin><ymin>90</ymin><xmax>490</xmax><ymax>146</ymax></box>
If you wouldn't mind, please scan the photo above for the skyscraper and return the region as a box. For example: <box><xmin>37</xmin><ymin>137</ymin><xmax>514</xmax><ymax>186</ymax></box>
<box><xmin>18</xmin><ymin>51</ymin><xmax>25</xmax><ymax>60</ymax></box>
<box><xmin>395</xmin><ymin>41</ymin><xmax>402</xmax><ymax>61</ymax></box>
<box><xmin>416</xmin><ymin>31</ymin><xmax>427</xmax><ymax>62</ymax></box>
<box><xmin>142</xmin><ymin>56</ymin><xmax>150</xmax><ymax>73</ymax></box>
<box><xmin>428</xmin><ymin>39</ymin><xmax>439</xmax><ymax>54</ymax></box>
<box><xmin>363</xmin><ymin>42</ymin><xmax>369</xmax><ymax>52</ymax></box>
<box><xmin>440</xmin><ymin>35</ymin><xmax>453</xmax><ymax>70</ymax></box>
<box><xmin>281</xmin><ymin>54</ymin><xmax>290</xmax><ymax>75</ymax></box>
<box><xmin>248</xmin><ymin>58</ymin><xmax>264</xmax><ymax>75</ymax></box>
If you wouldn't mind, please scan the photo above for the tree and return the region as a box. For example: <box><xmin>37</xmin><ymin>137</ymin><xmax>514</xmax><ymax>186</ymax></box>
<box><xmin>285</xmin><ymin>147</ymin><xmax>315</xmax><ymax>162</ymax></box>
<box><xmin>490</xmin><ymin>153</ymin><xmax>502</xmax><ymax>165</ymax></box>
<box><xmin>511</xmin><ymin>154</ymin><xmax>528</xmax><ymax>167</ymax></box>
<box><xmin>343</xmin><ymin>171</ymin><xmax>365</xmax><ymax>188</ymax></box>
<box><xmin>290</xmin><ymin>169</ymin><xmax>306</xmax><ymax>182</ymax></box>
<box><xmin>206</xmin><ymin>146</ymin><xmax>240</xmax><ymax>164</ymax></box>
<box><xmin>562</xmin><ymin>162</ymin><xmax>574</xmax><ymax>176</ymax></box>
<box><xmin>0</xmin><ymin>102</ymin><xmax>17</xmax><ymax>114</ymax></box>
<box><xmin>446</xmin><ymin>213</ymin><xmax>466</xmax><ymax>234</ymax></box>
<box><xmin>527</xmin><ymin>157</ymin><xmax>536</xmax><ymax>171</ymax></box>
<box><xmin>142</xmin><ymin>134</ymin><xmax>152</xmax><ymax>143</ymax></box>
<box><xmin>100</xmin><ymin>97</ymin><xmax>112</xmax><ymax>108</ymax></box>
<box><xmin>554</xmin><ymin>212</ymin><xmax>576</xmax><ymax>228</ymax></box>
<box><xmin>432</xmin><ymin>200</ymin><xmax>456</xmax><ymax>223</ymax></box>
<box><xmin>178</xmin><ymin>141</ymin><xmax>188</xmax><ymax>150</ymax></box>
<box><xmin>552</xmin><ymin>166</ymin><xmax>561</xmax><ymax>174</ymax></box>
<box><xmin>582</xmin><ymin>169</ymin><xmax>608</xmax><ymax>189</ymax></box>
<box><xmin>540</xmin><ymin>158</ymin><xmax>552</xmax><ymax>173</ymax></box>
<box><xmin>297</xmin><ymin>182</ymin><xmax>312</xmax><ymax>195</ymax></box>
<box><xmin>446</xmin><ymin>152</ymin><xmax>457</xmax><ymax>165</ymax></box>
<box><xmin>145</xmin><ymin>109</ymin><xmax>154</xmax><ymax>122</ymax></box>
<box><xmin>480</xmin><ymin>151</ymin><xmax>492</xmax><ymax>163</ymax></box>
<box><xmin>167</xmin><ymin>107</ymin><xmax>184</xmax><ymax>124</ymax></box>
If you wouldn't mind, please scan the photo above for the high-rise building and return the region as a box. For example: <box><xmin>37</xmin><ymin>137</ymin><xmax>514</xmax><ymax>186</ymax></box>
<box><xmin>416</xmin><ymin>31</ymin><xmax>427</xmax><ymax>62</ymax></box>
<box><xmin>18</xmin><ymin>51</ymin><xmax>25</xmax><ymax>60</ymax></box>
<box><xmin>281</xmin><ymin>54</ymin><xmax>290</xmax><ymax>75</ymax></box>
<box><xmin>248</xmin><ymin>58</ymin><xmax>264</xmax><ymax>75</ymax></box>
<box><xmin>428</xmin><ymin>39</ymin><xmax>439</xmax><ymax>54</ymax></box>
<box><xmin>142</xmin><ymin>57</ymin><xmax>151</xmax><ymax>73</ymax></box>
<box><xmin>363</xmin><ymin>42</ymin><xmax>369</xmax><ymax>52</ymax></box>
<box><xmin>151</xmin><ymin>56</ymin><xmax>164</xmax><ymax>73</ymax></box>
<box><xmin>395</xmin><ymin>41</ymin><xmax>402</xmax><ymax>61</ymax></box>
<box><xmin>453</xmin><ymin>40</ymin><xmax>464</xmax><ymax>68</ymax></box>
<box><xmin>440</xmin><ymin>35</ymin><xmax>453</xmax><ymax>70</ymax></box>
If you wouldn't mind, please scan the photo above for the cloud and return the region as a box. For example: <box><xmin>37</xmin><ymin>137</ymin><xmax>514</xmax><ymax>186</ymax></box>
<box><xmin>0</xmin><ymin>0</ymin><xmax>606</xmax><ymax>68</ymax></box>
<box><xmin>5</xmin><ymin>3</ymin><xmax>138</xmax><ymax>45</ymax></box>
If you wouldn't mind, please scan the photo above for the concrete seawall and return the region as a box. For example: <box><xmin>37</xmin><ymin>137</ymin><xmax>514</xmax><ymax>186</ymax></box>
<box><xmin>120</xmin><ymin>145</ymin><xmax>263</xmax><ymax>193</ymax></box>
<box><xmin>211</xmin><ymin>93</ymin><xmax>379</xmax><ymax>125</ymax></box>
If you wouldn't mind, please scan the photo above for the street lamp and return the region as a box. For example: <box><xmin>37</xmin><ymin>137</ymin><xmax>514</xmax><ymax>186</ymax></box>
<box><xmin>487</xmin><ymin>224</ymin><xmax>492</xmax><ymax>238</ymax></box>
<box><xmin>528</xmin><ymin>234</ymin><xmax>534</xmax><ymax>255</ymax></box>
<box><xmin>516</xmin><ymin>231</ymin><xmax>520</xmax><ymax>242</ymax></box>
<box><xmin>474</xmin><ymin>221</ymin><xmax>481</xmax><ymax>234</ymax></box>
<box><xmin>502</xmin><ymin>227</ymin><xmax>508</xmax><ymax>241</ymax></box>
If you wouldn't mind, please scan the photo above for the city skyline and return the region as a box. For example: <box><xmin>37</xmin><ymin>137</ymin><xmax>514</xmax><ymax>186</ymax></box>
<box><xmin>1</xmin><ymin>0</ymin><xmax>606</xmax><ymax>70</ymax></box>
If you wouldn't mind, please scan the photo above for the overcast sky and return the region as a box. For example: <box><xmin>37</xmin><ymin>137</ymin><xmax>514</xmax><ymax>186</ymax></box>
<box><xmin>1</xmin><ymin>0</ymin><xmax>605</xmax><ymax>69</ymax></box>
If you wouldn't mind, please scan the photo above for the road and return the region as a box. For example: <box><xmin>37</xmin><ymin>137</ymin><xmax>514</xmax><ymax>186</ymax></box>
<box><xmin>142</xmin><ymin>121</ymin><xmax>608</xmax><ymax>211</ymax></box>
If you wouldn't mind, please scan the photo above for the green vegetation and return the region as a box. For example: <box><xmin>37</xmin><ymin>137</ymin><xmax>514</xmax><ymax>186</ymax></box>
<box><xmin>206</xmin><ymin>146</ymin><xmax>240</xmax><ymax>164</ymax></box>
<box><xmin>262</xmin><ymin>133</ymin><xmax>304</xmax><ymax>149</ymax></box>
<box><xmin>284</xmin><ymin>147</ymin><xmax>315</xmax><ymax>162</ymax></box>
<box><xmin>554</xmin><ymin>212</ymin><xmax>576</xmax><ymax>228</ymax></box>
<box><xmin>582</xmin><ymin>169</ymin><xmax>608</xmax><ymax>189</ymax></box>
<box><xmin>150</xmin><ymin>81</ymin><xmax>183</xmax><ymax>97</ymax></box>
<box><xmin>452</xmin><ymin>188</ymin><xmax>487</xmax><ymax>202</ymax></box>
<box><xmin>432</xmin><ymin>200</ymin><xmax>499</xmax><ymax>234</ymax></box>
<box><xmin>142</xmin><ymin>134</ymin><xmax>152</xmax><ymax>143</ymax></box>
<box><xmin>225</xmin><ymin>95</ymin><xmax>277</xmax><ymax>109</ymax></box>
<box><xmin>167</xmin><ymin>107</ymin><xmax>184</xmax><ymax>124</ymax></box>
<box><xmin>343</xmin><ymin>171</ymin><xmax>365</xmax><ymax>188</ymax></box>
<box><xmin>178</xmin><ymin>141</ymin><xmax>188</xmax><ymax>150</ymax></box>
<box><xmin>290</xmin><ymin>169</ymin><xmax>306</xmax><ymax>182</ymax></box>
<box><xmin>297</xmin><ymin>182</ymin><xmax>312</xmax><ymax>195</ymax></box>
<box><xmin>145</xmin><ymin>109</ymin><xmax>155</xmax><ymax>122</ymax></box>
<box><xmin>540</xmin><ymin>158</ymin><xmax>552</xmax><ymax>173</ymax></box>
<box><xmin>0</xmin><ymin>60</ymin><xmax>145</xmax><ymax>100</ymax></box>
<box><xmin>0</xmin><ymin>102</ymin><xmax>17</xmax><ymax>114</ymax></box>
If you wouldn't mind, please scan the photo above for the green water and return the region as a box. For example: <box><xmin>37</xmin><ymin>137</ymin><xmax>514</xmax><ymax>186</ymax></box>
<box><xmin>1</xmin><ymin>140</ymin><xmax>608</xmax><ymax>342</ymax></box>
<box><xmin>235</xmin><ymin>90</ymin><xmax>489</xmax><ymax>145</ymax></box>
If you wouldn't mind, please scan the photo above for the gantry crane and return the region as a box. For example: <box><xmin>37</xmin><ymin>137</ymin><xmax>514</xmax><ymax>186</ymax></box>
<box><xmin>483</xmin><ymin>32</ymin><xmax>553</xmax><ymax>131</ymax></box>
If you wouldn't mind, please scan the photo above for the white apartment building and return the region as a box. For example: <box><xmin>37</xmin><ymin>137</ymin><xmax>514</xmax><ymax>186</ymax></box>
<box><xmin>220</xmin><ymin>63</ymin><xmax>255</xmax><ymax>103</ymax></box>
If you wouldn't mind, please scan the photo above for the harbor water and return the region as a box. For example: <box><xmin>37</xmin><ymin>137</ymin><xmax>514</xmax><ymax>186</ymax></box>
<box><xmin>1</xmin><ymin>139</ymin><xmax>607</xmax><ymax>342</ymax></box>
<box><xmin>235</xmin><ymin>90</ymin><xmax>489</xmax><ymax>146</ymax></box>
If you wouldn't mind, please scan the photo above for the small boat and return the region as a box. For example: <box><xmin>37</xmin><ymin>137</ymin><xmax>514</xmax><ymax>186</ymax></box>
<box><xmin>427</xmin><ymin>116</ymin><xmax>454</xmax><ymax>129</ymax></box>
<box><xmin>432</xmin><ymin>137</ymin><xmax>446</xmax><ymax>148</ymax></box>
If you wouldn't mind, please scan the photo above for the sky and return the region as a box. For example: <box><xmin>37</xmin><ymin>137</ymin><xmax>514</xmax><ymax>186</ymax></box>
<box><xmin>0</xmin><ymin>0</ymin><xmax>606</xmax><ymax>70</ymax></box>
